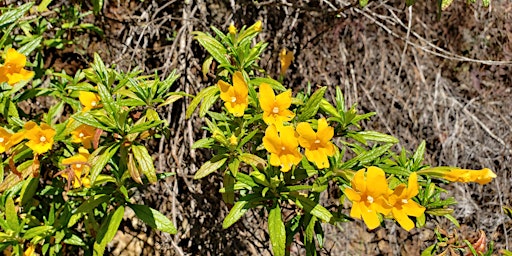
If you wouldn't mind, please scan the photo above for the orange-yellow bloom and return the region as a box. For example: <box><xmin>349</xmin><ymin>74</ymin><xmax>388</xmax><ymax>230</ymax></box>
<box><xmin>263</xmin><ymin>125</ymin><xmax>302</xmax><ymax>172</ymax></box>
<box><xmin>344</xmin><ymin>166</ymin><xmax>392</xmax><ymax>230</ymax></box>
<box><xmin>23</xmin><ymin>244</ymin><xmax>35</xmax><ymax>256</ymax></box>
<box><xmin>229</xmin><ymin>23</ymin><xmax>237</xmax><ymax>35</ymax></box>
<box><xmin>279</xmin><ymin>48</ymin><xmax>294</xmax><ymax>76</ymax></box>
<box><xmin>79</xmin><ymin>91</ymin><xmax>101</xmax><ymax>112</ymax></box>
<box><xmin>296</xmin><ymin>118</ymin><xmax>335</xmax><ymax>169</ymax></box>
<box><xmin>24</xmin><ymin>121</ymin><xmax>56</xmax><ymax>155</ymax></box>
<box><xmin>217</xmin><ymin>71</ymin><xmax>248</xmax><ymax>117</ymax></box>
<box><xmin>254</xmin><ymin>20</ymin><xmax>262</xmax><ymax>32</ymax></box>
<box><xmin>388</xmin><ymin>172</ymin><xmax>425</xmax><ymax>231</ymax></box>
<box><xmin>71</xmin><ymin>124</ymin><xmax>96</xmax><ymax>149</ymax></box>
<box><xmin>0</xmin><ymin>127</ymin><xmax>24</xmax><ymax>153</ymax></box>
<box><xmin>443</xmin><ymin>168</ymin><xmax>496</xmax><ymax>185</ymax></box>
<box><xmin>0</xmin><ymin>48</ymin><xmax>34</xmax><ymax>85</ymax></box>
<box><xmin>61</xmin><ymin>147</ymin><xmax>91</xmax><ymax>188</ymax></box>
<box><xmin>259</xmin><ymin>83</ymin><xmax>294</xmax><ymax>127</ymax></box>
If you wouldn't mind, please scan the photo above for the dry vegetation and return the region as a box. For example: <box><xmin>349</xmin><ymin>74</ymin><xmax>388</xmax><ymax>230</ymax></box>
<box><xmin>11</xmin><ymin>0</ymin><xmax>512</xmax><ymax>254</ymax></box>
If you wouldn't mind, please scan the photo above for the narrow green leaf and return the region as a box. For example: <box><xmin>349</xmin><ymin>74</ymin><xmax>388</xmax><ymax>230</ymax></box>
<box><xmin>222</xmin><ymin>194</ymin><xmax>259</xmax><ymax>229</ymax></box>
<box><xmin>5</xmin><ymin>196</ymin><xmax>19</xmax><ymax>233</ymax></box>
<box><xmin>340</xmin><ymin>143</ymin><xmax>393</xmax><ymax>169</ymax></box>
<box><xmin>63</xmin><ymin>234</ymin><xmax>86</xmax><ymax>246</ymax></box>
<box><xmin>20</xmin><ymin>177</ymin><xmax>38</xmax><ymax>207</ymax></box>
<box><xmin>359</xmin><ymin>0</ymin><xmax>369</xmax><ymax>7</ymax></box>
<box><xmin>250</xmin><ymin>77</ymin><xmax>286</xmax><ymax>92</ymax></box>
<box><xmin>292</xmin><ymin>193</ymin><xmax>333</xmax><ymax>223</ymax></box>
<box><xmin>90</xmin><ymin>144</ymin><xmax>120</xmax><ymax>185</ymax></box>
<box><xmin>191</xmin><ymin>138</ymin><xmax>214</xmax><ymax>149</ymax></box>
<box><xmin>37</xmin><ymin>0</ymin><xmax>53</xmax><ymax>12</ymax></box>
<box><xmin>130</xmin><ymin>204</ymin><xmax>177</xmax><ymax>234</ymax></box>
<box><xmin>412</xmin><ymin>141</ymin><xmax>426</xmax><ymax>168</ymax></box>
<box><xmin>131</xmin><ymin>144</ymin><xmax>157</xmax><ymax>183</ymax></box>
<box><xmin>72</xmin><ymin>112</ymin><xmax>112</xmax><ymax>132</ymax></box>
<box><xmin>159</xmin><ymin>94</ymin><xmax>183</xmax><ymax>108</ymax></box>
<box><xmin>0</xmin><ymin>3</ymin><xmax>33</xmax><ymax>28</ymax></box>
<box><xmin>268</xmin><ymin>205</ymin><xmax>286</xmax><ymax>256</ymax></box>
<box><xmin>420</xmin><ymin>244</ymin><xmax>436</xmax><ymax>256</ymax></box>
<box><xmin>354</xmin><ymin>131</ymin><xmax>398</xmax><ymax>144</ymax></box>
<box><xmin>93</xmin><ymin>206</ymin><xmax>124</xmax><ymax>256</ymax></box>
<box><xmin>202</xmin><ymin>56</ymin><xmax>214</xmax><ymax>79</ymax></box>
<box><xmin>297</xmin><ymin>87</ymin><xmax>327</xmax><ymax>122</ymax></box>
<box><xmin>93</xmin><ymin>0</ymin><xmax>104</xmax><ymax>14</ymax></box>
<box><xmin>18</xmin><ymin>36</ymin><xmax>43</xmax><ymax>55</ymax></box>
<box><xmin>194</xmin><ymin>156</ymin><xmax>227</xmax><ymax>179</ymax></box>
<box><xmin>23</xmin><ymin>226</ymin><xmax>54</xmax><ymax>240</ymax></box>
<box><xmin>222</xmin><ymin>174</ymin><xmax>235</xmax><ymax>205</ymax></box>
<box><xmin>128</xmin><ymin>120</ymin><xmax>164</xmax><ymax>134</ymax></box>
<box><xmin>186</xmin><ymin>86</ymin><xmax>219</xmax><ymax>119</ymax></box>
<box><xmin>193</xmin><ymin>32</ymin><xmax>230</xmax><ymax>66</ymax></box>
<box><xmin>238</xmin><ymin>153</ymin><xmax>266</xmax><ymax>171</ymax></box>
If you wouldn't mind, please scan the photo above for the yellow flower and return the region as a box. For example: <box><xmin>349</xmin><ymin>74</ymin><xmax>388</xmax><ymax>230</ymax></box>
<box><xmin>254</xmin><ymin>20</ymin><xmax>262</xmax><ymax>32</ymax></box>
<box><xmin>443</xmin><ymin>168</ymin><xmax>496</xmax><ymax>185</ymax></box>
<box><xmin>79</xmin><ymin>91</ymin><xmax>101</xmax><ymax>112</ymax></box>
<box><xmin>229</xmin><ymin>22</ymin><xmax>237</xmax><ymax>35</ymax></box>
<box><xmin>296</xmin><ymin>118</ymin><xmax>335</xmax><ymax>169</ymax></box>
<box><xmin>0</xmin><ymin>127</ymin><xmax>24</xmax><ymax>153</ymax></box>
<box><xmin>263</xmin><ymin>125</ymin><xmax>302</xmax><ymax>172</ymax></box>
<box><xmin>23</xmin><ymin>244</ymin><xmax>35</xmax><ymax>256</ymax></box>
<box><xmin>0</xmin><ymin>48</ymin><xmax>34</xmax><ymax>85</ymax></box>
<box><xmin>259</xmin><ymin>83</ymin><xmax>295</xmax><ymax>127</ymax></box>
<box><xmin>24</xmin><ymin>121</ymin><xmax>56</xmax><ymax>155</ymax></box>
<box><xmin>279</xmin><ymin>48</ymin><xmax>294</xmax><ymax>76</ymax></box>
<box><xmin>71</xmin><ymin>124</ymin><xmax>96</xmax><ymax>149</ymax></box>
<box><xmin>61</xmin><ymin>147</ymin><xmax>91</xmax><ymax>189</ymax></box>
<box><xmin>388</xmin><ymin>172</ymin><xmax>425</xmax><ymax>231</ymax></box>
<box><xmin>217</xmin><ymin>71</ymin><xmax>249</xmax><ymax>117</ymax></box>
<box><xmin>344</xmin><ymin>166</ymin><xmax>392</xmax><ymax>230</ymax></box>
<box><xmin>229</xmin><ymin>134</ymin><xmax>238</xmax><ymax>146</ymax></box>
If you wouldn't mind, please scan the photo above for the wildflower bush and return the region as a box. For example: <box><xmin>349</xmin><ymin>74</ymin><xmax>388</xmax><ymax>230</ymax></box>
<box><xmin>189</xmin><ymin>22</ymin><xmax>498</xmax><ymax>256</ymax></box>
<box><xmin>0</xmin><ymin>2</ymin><xmax>181</xmax><ymax>255</ymax></box>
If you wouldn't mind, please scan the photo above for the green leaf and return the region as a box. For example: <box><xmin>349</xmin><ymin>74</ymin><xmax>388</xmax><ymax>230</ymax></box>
<box><xmin>250</xmin><ymin>77</ymin><xmax>286</xmax><ymax>92</ymax></box>
<box><xmin>359</xmin><ymin>0</ymin><xmax>369</xmax><ymax>7</ymax></box>
<box><xmin>23</xmin><ymin>226</ymin><xmax>54</xmax><ymax>240</ymax></box>
<box><xmin>222</xmin><ymin>174</ymin><xmax>235</xmax><ymax>205</ymax></box>
<box><xmin>291</xmin><ymin>193</ymin><xmax>333</xmax><ymax>223</ymax></box>
<box><xmin>37</xmin><ymin>0</ymin><xmax>53</xmax><ymax>12</ymax></box>
<box><xmin>18</xmin><ymin>36</ymin><xmax>43</xmax><ymax>55</ymax></box>
<box><xmin>202</xmin><ymin>56</ymin><xmax>214</xmax><ymax>79</ymax></box>
<box><xmin>129</xmin><ymin>204</ymin><xmax>177</xmax><ymax>234</ymax></box>
<box><xmin>194</xmin><ymin>156</ymin><xmax>227</xmax><ymax>179</ymax></box>
<box><xmin>412</xmin><ymin>141</ymin><xmax>426</xmax><ymax>169</ymax></box>
<box><xmin>131</xmin><ymin>144</ymin><xmax>157</xmax><ymax>183</ymax></box>
<box><xmin>268</xmin><ymin>205</ymin><xmax>286</xmax><ymax>256</ymax></box>
<box><xmin>72</xmin><ymin>112</ymin><xmax>113</xmax><ymax>132</ymax></box>
<box><xmin>191</xmin><ymin>138</ymin><xmax>214</xmax><ymax>149</ymax></box>
<box><xmin>93</xmin><ymin>0</ymin><xmax>104</xmax><ymax>14</ymax></box>
<box><xmin>420</xmin><ymin>244</ymin><xmax>436</xmax><ymax>256</ymax></box>
<box><xmin>63</xmin><ymin>234</ymin><xmax>86</xmax><ymax>246</ymax></box>
<box><xmin>340</xmin><ymin>144</ymin><xmax>393</xmax><ymax>169</ymax></box>
<box><xmin>352</xmin><ymin>131</ymin><xmax>398</xmax><ymax>144</ymax></box>
<box><xmin>5</xmin><ymin>196</ymin><xmax>19</xmax><ymax>233</ymax></box>
<box><xmin>0</xmin><ymin>3</ymin><xmax>33</xmax><ymax>28</ymax></box>
<box><xmin>186</xmin><ymin>86</ymin><xmax>219</xmax><ymax>119</ymax></box>
<box><xmin>159</xmin><ymin>94</ymin><xmax>184</xmax><ymax>108</ymax></box>
<box><xmin>128</xmin><ymin>120</ymin><xmax>164</xmax><ymax>134</ymax></box>
<box><xmin>297</xmin><ymin>87</ymin><xmax>327</xmax><ymax>122</ymax></box>
<box><xmin>238</xmin><ymin>153</ymin><xmax>266</xmax><ymax>171</ymax></box>
<box><xmin>19</xmin><ymin>177</ymin><xmax>38</xmax><ymax>207</ymax></box>
<box><xmin>90</xmin><ymin>144</ymin><xmax>120</xmax><ymax>185</ymax></box>
<box><xmin>93</xmin><ymin>206</ymin><xmax>125</xmax><ymax>256</ymax></box>
<box><xmin>222</xmin><ymin>194</ymin><xmax>259</xmax><ymax>229</ymax></box>
<box><xmin>193</xmin><ymin>31</ymin><xmax>230</xmax><ymax>66</ymax></box>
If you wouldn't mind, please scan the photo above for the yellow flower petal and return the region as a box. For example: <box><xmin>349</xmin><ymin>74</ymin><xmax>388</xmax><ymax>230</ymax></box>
<box><xmin>392</xmin><ymin>208</ymin><xmax>415</xmax><ymax>231</ymax></box>
<box><xmin>361</xmin><ymin>203</ymin><xmax>381</xmax><ymax>230</ymax></box>
<box><xmin>344</xmin><ymin>187</ymin><xmax>361</xmax><ymax>202</ymax></box>
<box><xmin>365</xmin><ymin>166</ymin><xmax>388</xmax><ymax>197</ymax></box>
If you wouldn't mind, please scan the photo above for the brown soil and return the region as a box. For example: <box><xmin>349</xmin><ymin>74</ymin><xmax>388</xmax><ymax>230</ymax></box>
<box><xmin>11</xmin><ymin>0</ymin><xmax>512</xmax><ymax>255</ymax></box>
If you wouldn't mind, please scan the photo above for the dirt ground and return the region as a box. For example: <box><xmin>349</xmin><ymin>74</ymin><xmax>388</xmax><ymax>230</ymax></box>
<box><xmin>12</xmin><ymin>0</ymin><xmax>512</xmax><ymax>255</ymax></box>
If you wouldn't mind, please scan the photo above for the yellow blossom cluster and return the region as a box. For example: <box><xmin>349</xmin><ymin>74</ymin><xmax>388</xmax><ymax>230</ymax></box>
<box><xmin>344</xmin><ymin>166</ymin><xmax>425</xmax><ymax>231</ymax></box>
<box><xmin>216</xmin><ymin>72</ymin><xmax>336</xmax><ymax>172</ymax></box>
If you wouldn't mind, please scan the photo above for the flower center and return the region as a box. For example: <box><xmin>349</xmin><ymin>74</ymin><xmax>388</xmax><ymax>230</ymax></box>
<box><xmin>401</xmin><ymin>199</ymin><xmax>408</xmax><ymax>204</ymax></box>
<box><xmin>0</xmin><ymin>137</ymin><xmax>4</xmax><ymax>143</ymax></box>
<box><xmin>231</xmin><ymin>96</ymin><xmax>237</xmax><ymax>103</ymax></box>
<box><xmin>366</xmin><ymin>195</ymin><xmax>374</xmax><ymax>203</ymax></box>
<box><xmin>91</xmin><ymin>101</ymin><xmax>97</xmax><ymax>107</ymax></box>
<box><xmin>75</xmin><ymin>164</ymin><xmax>82</xmax><ymax>168</ymax></box>
<box><xmin>314</xmin><ymin>139</ymin><xmax>321</xmax><ymax>144</ymax></box>
<box><xmin>281</xmin><ymin>146</ymin><xmax>286</xmax><ymax>151</ymax></box>
<box><xmin>272</xmin><ymin>107</ymin><xmax>279</xmax><ymax>114</ymax></box>
<box><xmin>39</xmin><ymin>136</ymin><xmax>47</xmax><ymax>142</ymax></box>
<box><xmin>79</xmin><ymin>132</ymin><xmax>85</xmax><ymax>138</ymax></box>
